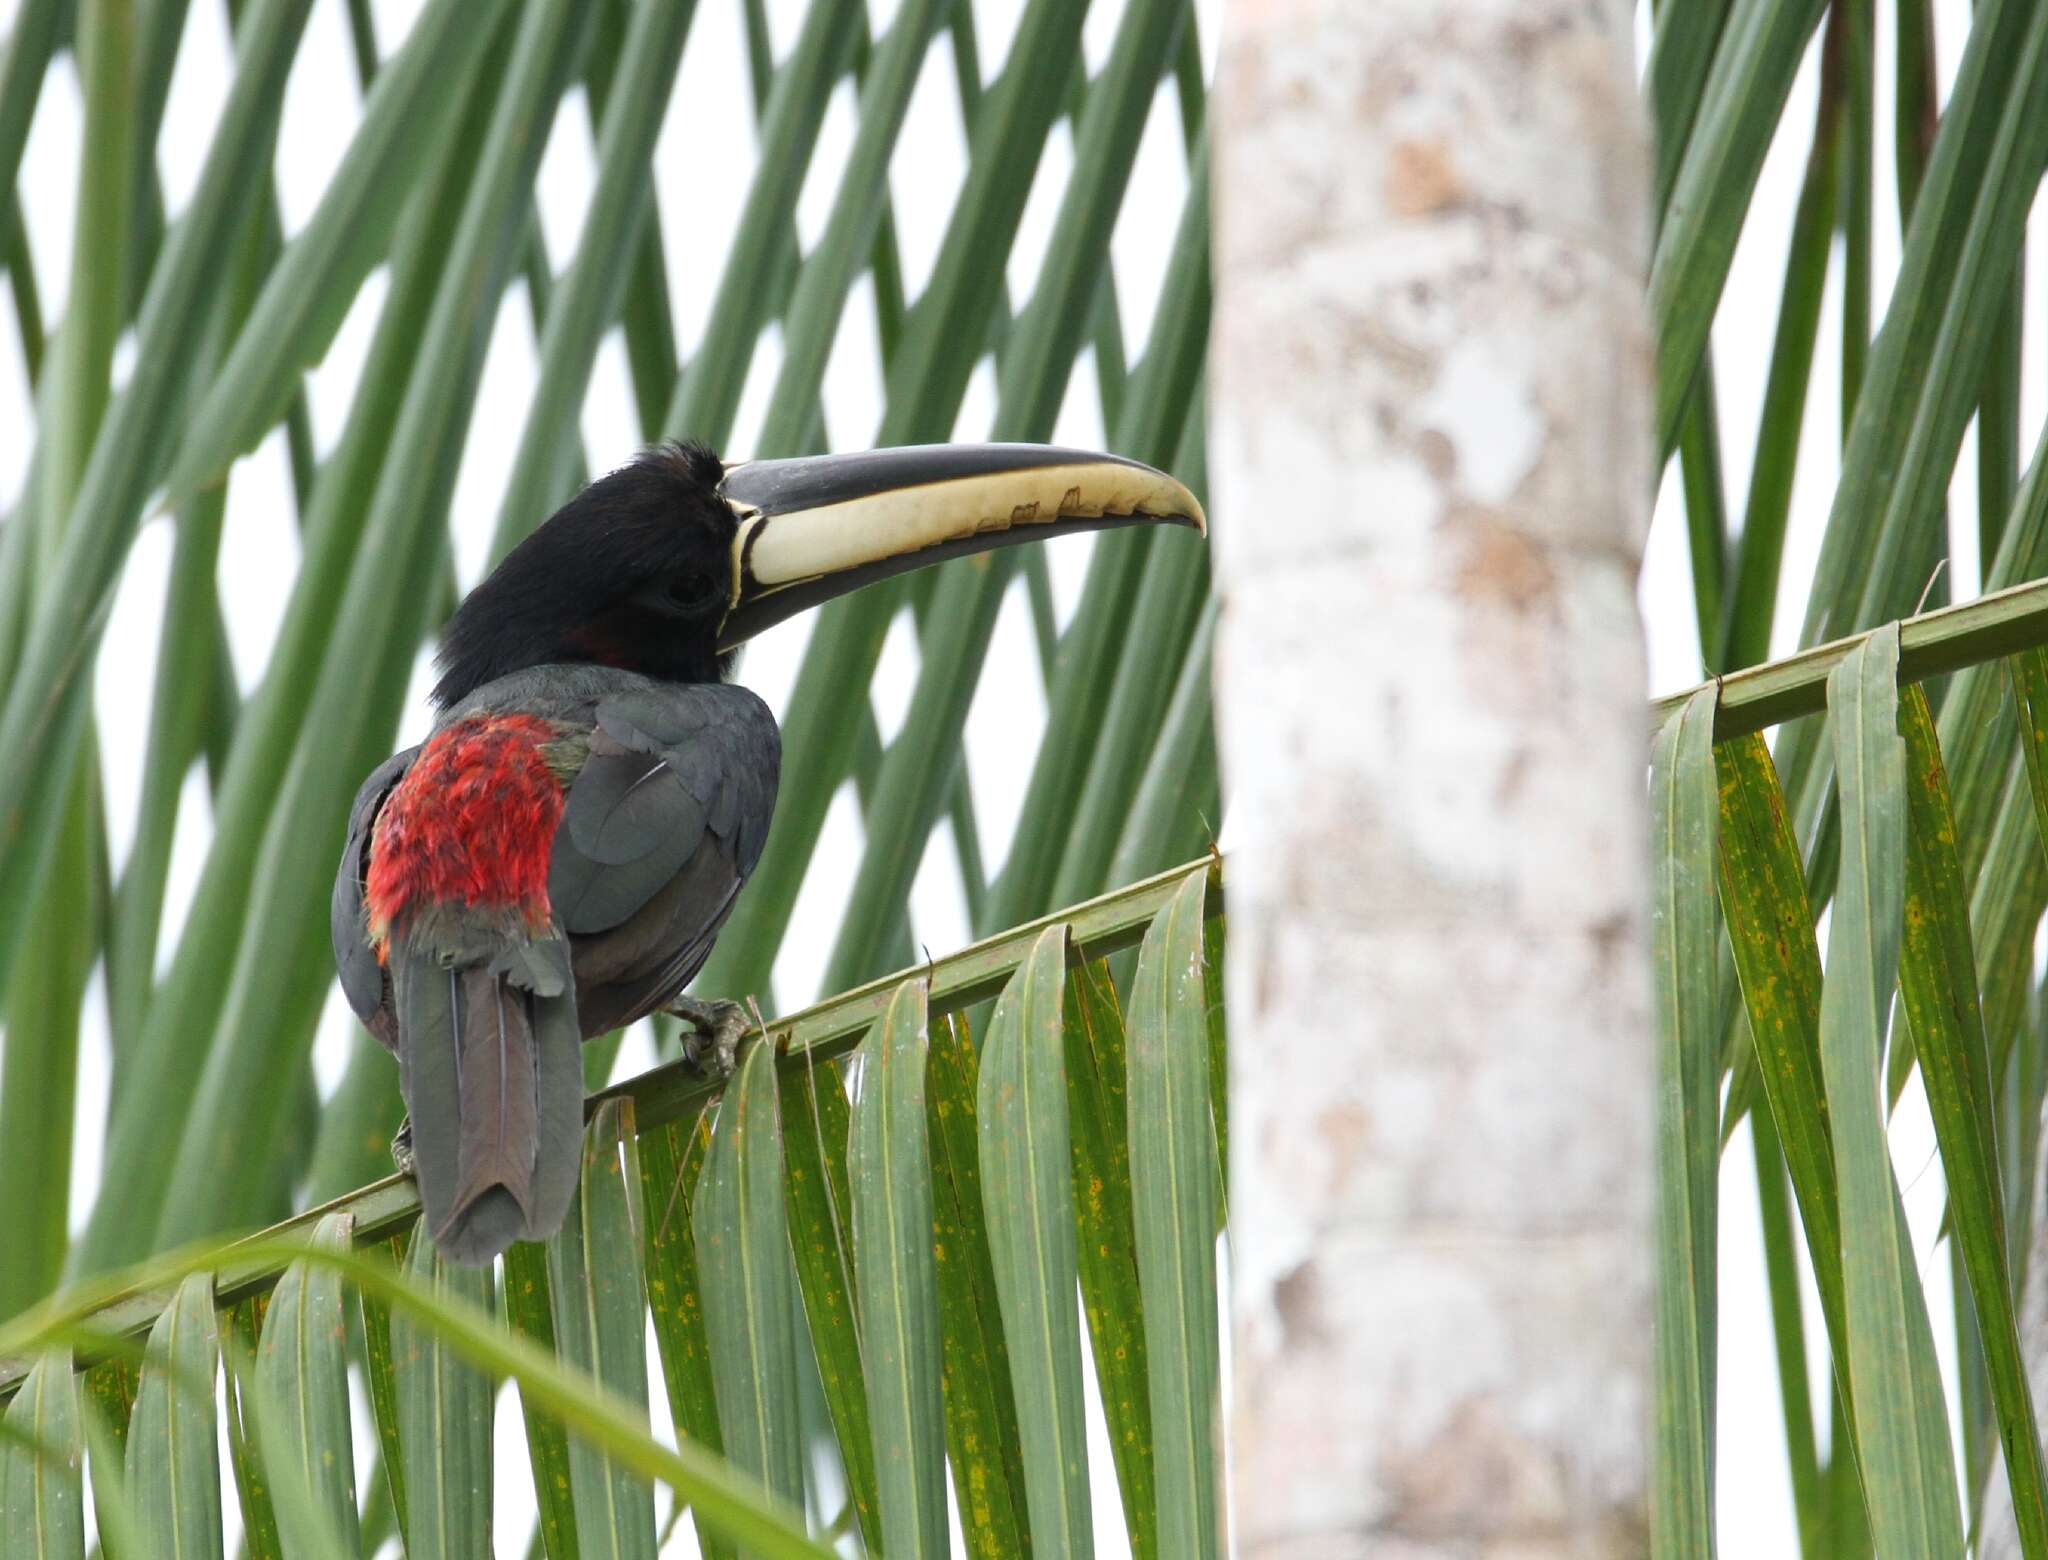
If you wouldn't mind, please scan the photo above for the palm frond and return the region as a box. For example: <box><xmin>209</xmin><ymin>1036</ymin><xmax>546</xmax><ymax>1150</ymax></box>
<box><xmin>0</xmin><ymin>863</ymin><xmax>1227</xmax><ymax>1554</ymax></box>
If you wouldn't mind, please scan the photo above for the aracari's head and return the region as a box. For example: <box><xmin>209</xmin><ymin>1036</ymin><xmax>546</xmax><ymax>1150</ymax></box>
<box><xmin>434</xmin><ymin>443</ymin><xmax>738</xmax><ymax>708</ymax></box>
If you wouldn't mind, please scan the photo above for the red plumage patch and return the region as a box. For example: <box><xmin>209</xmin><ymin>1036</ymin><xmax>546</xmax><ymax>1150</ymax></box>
<box><xmin>365</xmin><ymin>713</ymin><xmax>567</xmax><ymax>948</ymax></box>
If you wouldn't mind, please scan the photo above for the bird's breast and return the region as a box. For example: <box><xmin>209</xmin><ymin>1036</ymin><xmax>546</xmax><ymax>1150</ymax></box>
<box><xmin>364</xmin><ymin>712</ymin><xmax>577</xmax><ymax>949</ymax></box>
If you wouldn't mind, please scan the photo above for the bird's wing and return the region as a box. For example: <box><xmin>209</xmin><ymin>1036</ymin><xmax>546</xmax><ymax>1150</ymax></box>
<box><xmin>330</xmin><ymin>744</ymin><xmax>420</xmax><ymax>1045</ymax></box>
<box><xmin>550</xmin><ymin>683</ymin><xmax>780</xmax><ymax>1026</ymax></box>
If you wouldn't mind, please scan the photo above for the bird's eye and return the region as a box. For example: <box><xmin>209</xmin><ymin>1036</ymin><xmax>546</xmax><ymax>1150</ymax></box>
<box><xmin>667</xmin><ymin>571</ymin><xmax>719</xmax><ymax>609</ymax></box>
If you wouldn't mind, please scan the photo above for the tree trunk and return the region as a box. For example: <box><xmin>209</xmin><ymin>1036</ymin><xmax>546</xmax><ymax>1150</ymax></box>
<box><xmin>1211</xmin><ymin>2</ymin><xmax>1654</xmax><ymax>1551</ymax></box>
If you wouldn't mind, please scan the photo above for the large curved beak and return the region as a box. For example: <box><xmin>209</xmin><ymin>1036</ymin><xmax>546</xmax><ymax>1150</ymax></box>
<box><xmin>715</xmin><ymin>443</ymin><xmax>1206</xmax><ymax>650</ymax></box>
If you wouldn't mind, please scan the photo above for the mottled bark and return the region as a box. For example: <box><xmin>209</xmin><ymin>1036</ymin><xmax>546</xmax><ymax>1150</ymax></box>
<box><xmin>1211</xmin><ymin>1</ymin><xmax>1654</xmax><ymax>1552</ymax></box>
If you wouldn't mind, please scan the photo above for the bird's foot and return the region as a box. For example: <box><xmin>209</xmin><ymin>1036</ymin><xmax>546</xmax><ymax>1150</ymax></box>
<box><xmin>390</xmin><ymin>1114</ymin><xmax>416</xmax><ymax>1177</ymax></box>
<box><xmin>668</xmin><ymin>995</ymin><xmax>752</xmax><ymax>1079</ymax></box>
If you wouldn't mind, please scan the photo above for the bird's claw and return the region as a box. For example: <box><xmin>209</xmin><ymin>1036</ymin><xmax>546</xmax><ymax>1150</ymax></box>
<box><xmin>390</xmin><ymin>1115</ymin><xmax>417</xmax><ymax>1177</ymax></box>
<box><xmin>668</xmin><ymin>996</ymin><xmax>751</xmax><ymax>1079</ymax></box>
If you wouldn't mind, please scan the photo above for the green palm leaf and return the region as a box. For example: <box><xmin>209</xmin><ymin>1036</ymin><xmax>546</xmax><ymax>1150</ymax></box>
<box><xmin>0</xmin><ymin>1350</ymin><xmax>82</xmax><ymax>1560</ymax></box>
<box><xmin>254</xmin><ymin>1213</ymin><xmax>361</xmax><ymax>1554</ymax></box>
<box><xmin>549</xmin><ymin>1101</ymin><xmax>658</xmax><ymax>1560</ymax></box>
<box><xmin>979</xmin><ymin>925</ymin><xmax>1094</xmax><ymax>1556</ymax></box>
<box><xmin>696</xmin><ymin>1042</ymin><xmax>805</xmax><ymax>1518</ymax></box>
<box><xmin>1822</xmin><ymin>626</ymin><xmax>1961</xmax><ymax>1553</ymax></box>
<box><xmin>1125</xmin><ymin>869</ymin><xmax>1218</xmax><ymax>1558</ymax></box>
<box><xmin>393</xmin><ymin>1219</ymin><xmax>494</xmax><ymax>1559</ymax></box>
<box><xmin>849</xmin><ymin>978</ymin><xmax>949</xmax><ymax>1559</ymax></box>
<box><xmin>125</xmin><ymin>1273</ymin><xmax>223</xmax><ymax>1560</ymax></box>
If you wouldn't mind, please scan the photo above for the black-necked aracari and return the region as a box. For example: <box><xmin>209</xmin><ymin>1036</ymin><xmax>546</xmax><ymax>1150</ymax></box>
<box><xmin>331</xmin><ymin>441</ymin><xmax>1204</xmax><ymax>1263</ymax></box>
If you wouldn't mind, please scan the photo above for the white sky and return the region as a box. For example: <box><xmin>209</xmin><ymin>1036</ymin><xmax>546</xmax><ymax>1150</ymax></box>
<box><xmin>2</xmin><ymin>0</ymin><xmax>2043</xmax><ymax>1552</ymax></box>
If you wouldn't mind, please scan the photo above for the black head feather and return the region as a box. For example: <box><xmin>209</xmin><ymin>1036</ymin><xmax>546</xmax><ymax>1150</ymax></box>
<box><xmin>434</xmin><ymin>442</ymin><xmax>739</xmax><ymax>708</ymax></box>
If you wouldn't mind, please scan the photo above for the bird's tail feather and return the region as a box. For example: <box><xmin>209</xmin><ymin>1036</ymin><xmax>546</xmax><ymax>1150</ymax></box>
<box><xmin>393</xmin><ymin>936</ymin><xmax>583</xmax><ymax>1265</ymax></box>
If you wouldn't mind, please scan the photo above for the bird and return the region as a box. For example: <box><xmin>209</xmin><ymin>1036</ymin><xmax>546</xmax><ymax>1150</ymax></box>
<box><xmin>331</xmin><ymin>439</ymin><xmax>1204</xmax><ymax>1264</ymax></box>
